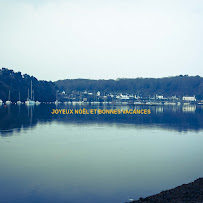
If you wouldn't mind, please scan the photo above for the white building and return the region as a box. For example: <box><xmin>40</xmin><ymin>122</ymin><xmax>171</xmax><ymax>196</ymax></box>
<box><xmin>120</xmin><ymin>94</ymin><xmax>129</xmax><ymax>100</ymax></box>
<box><xmin>156</xmin><ymin>94</ymin><xmax>164</xmax><ymax>100</ymax></box>
<box><xmin>97</xmin><ymin>91</ymin><xmax>100</xmax><ymax>96</ymax></box>
<box><xmin>182</xmin><ymin>96</ymin><xmax>196</xmax><ymax>102</ymax></box>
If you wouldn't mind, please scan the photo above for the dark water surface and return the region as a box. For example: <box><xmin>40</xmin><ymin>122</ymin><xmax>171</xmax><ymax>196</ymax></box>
<box><xmin>0</xmin><ymin>104</ymin><xmax>203</xmax><ymax>203</ymax></box>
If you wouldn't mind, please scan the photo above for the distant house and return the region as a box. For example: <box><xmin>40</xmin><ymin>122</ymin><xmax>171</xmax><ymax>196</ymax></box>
<box><xmin>182</xmin><ymin>96</ymin><xmax>196</xmax><ymax>102</ymax></box>
<box><xmin>120</xmin><ymin>94</ymin><xmax>130</xmax><ymax>100</ymax></box>
<box><xmin>97</xmin><ymin>91</ymin><xmax>100</xmax><ymax>96</ymax></box>
<box><xmin>156</xmin><ymin>95</ymin><xmax>164</xmax><ymax>100</ymax></box>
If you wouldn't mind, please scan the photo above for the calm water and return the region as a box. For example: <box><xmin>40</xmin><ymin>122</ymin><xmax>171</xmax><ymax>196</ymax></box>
<box><xmin>0</xmin><ymin>104</ymin><xmax>203</xmax><ymax>203</ymax></box>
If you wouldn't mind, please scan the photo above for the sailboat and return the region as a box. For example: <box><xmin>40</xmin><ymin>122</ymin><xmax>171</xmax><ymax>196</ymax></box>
<box><xmin>25</xmin><ymin>80</ymin><xmax>35</xmax><ymax>106</ymax></box>
<box><xmin>17</xmin><ymin>92</ymin><xmax>22</xmax><ymax>105</ymax></box>
<box><xmin>35</xmin><ymin>101</ymin><xmax>41</xmax><ymax>105</ymax></box>
<box><xmin>5</xmin><ymin>90</ymin><xmax>11</xmax><ymax>105</ymax></box>
<box><xmin>0</xmin><ymin>99</ymin><xmax>3</xmax><ymax>105</ymax></box>
<box><xmin>55</xmin><ymin>91</ymin><xmax>59</xmax><ymax>105</ymax></box>
<box><xmin>35</xmin><ymin>91</ymin><xmax>41</xmax><ymax>105</ymax></box>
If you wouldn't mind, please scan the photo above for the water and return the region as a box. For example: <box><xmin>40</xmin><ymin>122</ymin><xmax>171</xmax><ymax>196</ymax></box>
<box><xmin>0</xmin><ymin>104</ymin><xmax>203</xmax><ymax>203</ymax></box>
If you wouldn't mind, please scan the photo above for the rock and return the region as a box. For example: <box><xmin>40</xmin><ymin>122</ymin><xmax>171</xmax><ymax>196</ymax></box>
<box><xmin>129</xmin><ymin>178</ymin><xmax>203</xmax><ymax>203</ymax></box>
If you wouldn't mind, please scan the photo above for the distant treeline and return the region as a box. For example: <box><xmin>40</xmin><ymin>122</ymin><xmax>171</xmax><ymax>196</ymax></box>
<box><xmin>0</xmin><ymin>68</ymin><xmax>56</xmax><ymax>102</ymax></box>
<box><xmin>55</xmin><ymin>75</ymin><xmax>203</xmax><ymax>99</ymax></box>
<box><xmin>1</xmin><ymin>68</ymin><xmax>203</xmax><ymax>101</ymax></box>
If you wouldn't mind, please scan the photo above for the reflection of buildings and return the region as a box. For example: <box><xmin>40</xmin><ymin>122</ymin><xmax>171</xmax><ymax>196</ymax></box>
<box><xmin>155</xmin><ymin>106</ymin><xmax>164</xmax><ymax>113</ymax></box>
<box><xmin>1</xmin><ymin>104</ymin><xmax>203</xmax><ymax>136</ymax></box>
<box><xmin>182</xmin><ymin>105</ymin><xmax>196</xmax><ymax>113</ymax></box>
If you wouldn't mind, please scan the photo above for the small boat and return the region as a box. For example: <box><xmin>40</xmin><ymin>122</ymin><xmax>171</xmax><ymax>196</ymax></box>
<box><xmin>146</xmin><ymin>101</ymin><xmax>157</xmax><ymax>106</ymax></box>
<box><xmin>164</xmin><ymin>102</ymin><xmax>176</xmax><ymax>105</ymax></box>
<box><xmin>25</xmin><ymin>80</ymin><xmax>35</xmax><ymax>105</ymax></box>
<box><xmin>72</xmin><ymin>101</ymin><xmax>77</xmax><ymax>105</ymax></box>
<box><xmin>91</xmin><ymin>101</ymin><xmax>100</xmax><ymax>105</ymax></box>
<box><xmin>134</xmin><ymin>101</ymin><xmax>143</xmax><ymax>105</ymax></box>
<box><xmin>17</xmin><ymin>92</ymin><xmax>22</xmax><ymax>105</ymax></box>
<box><xmin>25</xmin><ymin>100</ymin><xmax>35</xmax><ymax>106</ymax></box>
<box><xmin>17</xmin><ymin>101</ymin><xmax>22</xmax><ymax>105</ymax></box>
<box><xmin>5</xmin><ymin>101</ymin><xmax>11</xmax><ymax>105</ymax></box>
<box><xmin>5</xmin><ymin>90</ymin><xmax>11</xmax><ymax>105</ymax></box>
<box><xmin>35</xmin><ymin>101</ymin><xmax>41</xmax><ymax>105</ymax></box>
<box><xmin>78</xmin><ymin>101</ymin><xmax>82</xmax><ymax>105</ymax></box>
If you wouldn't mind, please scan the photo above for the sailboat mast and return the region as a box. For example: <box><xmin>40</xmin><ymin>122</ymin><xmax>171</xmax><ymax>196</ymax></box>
<box><xmin>8</xmin><ymin>90</ymin><xmax>10</xmax><ymax>100</ymax></box>
<box><xmin>28</xmin><ymin>88</ymin><xmax>29</xmax><ymax>100</ymax></box>
<box><xmin>31</xmin><ymin>80</ymin><xmax>32</xmax><ymax>100</ymax></box>
<box><xmin>19</xmin><ymin>92</ymin><xmax>20</xmax><ymax>101</ymax></box>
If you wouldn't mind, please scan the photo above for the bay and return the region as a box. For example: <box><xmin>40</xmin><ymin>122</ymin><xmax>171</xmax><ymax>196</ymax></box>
<box><xmin>0</xmin><ymin>104</ymin><xmax>203</xmax><ymax>203</ymax></box>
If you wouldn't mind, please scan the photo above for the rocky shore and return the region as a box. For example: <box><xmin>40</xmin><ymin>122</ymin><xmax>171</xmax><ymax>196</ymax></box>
<box><xmin>129</xmin><ymin>178</ymin><xmax>203</xmax><ymax>203</ymax></box>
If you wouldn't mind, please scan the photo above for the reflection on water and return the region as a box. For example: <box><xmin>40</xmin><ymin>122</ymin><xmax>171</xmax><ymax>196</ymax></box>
<box><xmin>182</xmin><ymin>105</ymin><xmax>196</xmax><ymax>113</ymax></box>
<box><xmin>0</xmin><ymin>104</ymin><xmax>203</xmax><ymax>203</ymax></box>
<box><xmin>0</xmin><ymin>104</ymin><xmax>203</xmax><ymax>136</ymax></box>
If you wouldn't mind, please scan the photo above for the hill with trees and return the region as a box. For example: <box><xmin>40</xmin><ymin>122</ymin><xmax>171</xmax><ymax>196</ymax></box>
<box><xmin>55</xmin><ymin>75</ymin><xmax>203</xmax><ymax>99</ymax></box>
<box><xmin>1</xmin><ymin>67</ymin><xmax>202</xmax><ymax>101</ymax></box>
<box><xmin>0</xmin><ymin>68</ymin><xmax>57</xmax><ymax>102</ymax></box>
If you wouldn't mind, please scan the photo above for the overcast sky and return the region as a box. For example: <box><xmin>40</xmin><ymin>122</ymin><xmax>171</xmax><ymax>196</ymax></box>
<box><xmin>0</xmin><ymin>0</ymin><xmax>203</xmax><ymax>81</ymax></box>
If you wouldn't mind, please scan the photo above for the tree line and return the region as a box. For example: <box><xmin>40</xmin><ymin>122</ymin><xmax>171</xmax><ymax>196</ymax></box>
<box><xmin>1</xmin><ymin>67</ymin><xmax>203</xmax><ymax>101</ymax></box>
<box><xmin>0</xmin><ymin>68</ymin><xmax>56</xmax><ymax>102</ymax></box>
<box><xmin>55</xmin><ymin>75</ymin><xmax>203</xmax><ymax>99</ymax></box>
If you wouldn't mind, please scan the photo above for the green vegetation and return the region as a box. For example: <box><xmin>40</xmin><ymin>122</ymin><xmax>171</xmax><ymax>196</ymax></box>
<box><xmin>55</xmin><ymin>75</ymin><xmax>203</xmax><ymax>99</ymax></box>
<box><xmin>0</xmin><ymin>67</ymin><xmax>202</xmax><ymax>101</ymax></box>
<box><xmin>0</xmin><ymin>68</ymin><xmax>56</xmax><ymax>102</ymax></box>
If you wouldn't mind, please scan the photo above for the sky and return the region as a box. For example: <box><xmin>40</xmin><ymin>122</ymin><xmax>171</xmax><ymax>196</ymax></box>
<box><xmin>0</xmin><ymin>0</ymin><xmax>203</xmax><ymax>81</ymax></box>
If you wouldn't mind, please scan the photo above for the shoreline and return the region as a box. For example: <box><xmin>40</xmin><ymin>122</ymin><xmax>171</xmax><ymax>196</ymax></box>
<box><xmin>128</xmin><ymin>178</ymin><xmax>203</xmax><ymax>203</ymax></box>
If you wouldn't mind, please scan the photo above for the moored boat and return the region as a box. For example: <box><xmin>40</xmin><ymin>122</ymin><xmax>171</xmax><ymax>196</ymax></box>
<box><xmin>6</xmin><ymin>90</ymin><xmax>11</xmax><ymax>105</ymax></box>
<box><xmin>25</xmin><ymin>80</ymin><xmax>35</xmax><ymax>106</ymax></box>
<box><xmin>17</xmin><ymin>92</ymin><xmax>22</xmax><ymax>105</ymax></box>
<box><xmin>35</xmin><ymin>101</ymin><xmax>41</xmax><ymax>105</ymax></box>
